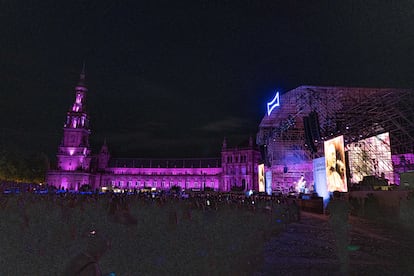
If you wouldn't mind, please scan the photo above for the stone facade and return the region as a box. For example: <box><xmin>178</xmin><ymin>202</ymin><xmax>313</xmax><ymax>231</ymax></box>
<box><xmin>47</xmin><ymin>66</ymin><xmax>94</xmax><ymax>190</ymax></box>
<box><xmin>47</xmin><ymin>69</ymin><xmax>260</xmax><ymax>192</ymax></box>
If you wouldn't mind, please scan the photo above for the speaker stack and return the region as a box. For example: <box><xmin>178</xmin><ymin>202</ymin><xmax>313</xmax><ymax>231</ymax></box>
<box><xmin>303</xmin><ymin>111</ymin><xmax>321</xmax><ymax>153</ymax></box>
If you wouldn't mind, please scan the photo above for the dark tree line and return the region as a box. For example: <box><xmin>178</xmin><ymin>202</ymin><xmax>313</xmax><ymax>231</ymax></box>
<box><xmin>0</xmin><ymin>145</ymin><xmax>49</xmax><ymax>184</ymax></box>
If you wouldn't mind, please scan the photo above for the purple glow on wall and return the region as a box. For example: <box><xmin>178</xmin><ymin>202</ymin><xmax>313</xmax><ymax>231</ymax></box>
<box><xmin>108</xmin><ymin>167</ymin><xmax>222</xmax><ymax>175</ymax></box>
<box><xmin>103</xmin><ymin>166</ymin><xmax>222</xmax><ymax>190</ymax></box>
<box><xmin>267</xmin><ymin>92</ymin><xmax>280</xmax><ymax>116</ymax></box>
<box><xmin>61</xmin><ymin>178</ymin><xmax>68</xmax><ymax>189</ymax></box>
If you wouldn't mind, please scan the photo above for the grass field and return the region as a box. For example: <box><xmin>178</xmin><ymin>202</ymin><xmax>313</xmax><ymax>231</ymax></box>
<box><xmin>0</xmin><ymin>195</ymin><xmax>283</xmax><ymax>275</ymax></box>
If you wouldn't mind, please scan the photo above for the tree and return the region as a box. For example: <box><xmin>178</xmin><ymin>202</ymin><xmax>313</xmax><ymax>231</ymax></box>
<box><xmin>0</xmin><ymin>144</ymin><xmax>48</xmax><ymax>183</ymax></box>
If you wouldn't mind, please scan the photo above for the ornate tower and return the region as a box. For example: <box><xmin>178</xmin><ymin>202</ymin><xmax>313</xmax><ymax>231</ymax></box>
<box><xmin>47</xmin><ymin>65</ymin><xmax>95</xmax><ymax>191</ymax></box>
<box><xmin>56</xmin><ymin>65</ymin><xmax>92</xmax><ymax>171</ymax></box>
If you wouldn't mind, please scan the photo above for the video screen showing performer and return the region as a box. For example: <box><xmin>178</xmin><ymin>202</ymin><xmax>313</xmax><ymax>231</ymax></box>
<box><xmin>324</xmin><ymin>136</ymin><xmax>348</xmax><ymax>192</ymax></box>
<box><xmin>258</xmin><ymin>164</ymin><xmax>265</xmax><ymax>192</ymax></box>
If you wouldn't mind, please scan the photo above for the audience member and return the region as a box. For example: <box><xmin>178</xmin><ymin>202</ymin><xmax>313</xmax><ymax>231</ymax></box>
<box><xmin>326</xmin><ymin>191</ymin><xmax>352</xmax><ymax>275</ymax></box>
<box><xmin>63</xmin><ymin>229</ymin><xmax>111</xmax><ymax>276</ymax></box>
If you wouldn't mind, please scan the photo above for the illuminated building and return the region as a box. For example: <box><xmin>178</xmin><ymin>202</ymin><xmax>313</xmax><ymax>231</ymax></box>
<box><xmin>257</xmin><ymin>86</ymin><xmax>414</xmax><ymax>193</ymax></box>
<box><xmin>47</xmin><ymin>65</ymin><xmax>94</xmax><ymax>189</ymax></box>
<box><xmin>47</xmin><ymin>68</ymin><xmax>260</xmax><ymax>191</ymax></box>
<box><xmin>221</xmin><ymin>137</ymin><xmax>262</xmax><ymax>191</ymax></box>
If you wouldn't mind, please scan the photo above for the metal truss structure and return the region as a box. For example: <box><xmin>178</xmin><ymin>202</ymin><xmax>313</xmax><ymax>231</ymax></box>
<box><xmin>257</xmin><ymin>86</ymin><xmax>414</xmax><ymax>186</ymax></box>
<box><xmin>333</xmin><ymin>89</ymin><xmax>414</xmax><ymax>154</ymax></box>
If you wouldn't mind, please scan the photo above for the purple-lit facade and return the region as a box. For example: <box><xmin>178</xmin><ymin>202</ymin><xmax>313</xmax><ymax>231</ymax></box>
<box><xmin>47</xmin><ymin>67</ymin><xmax>95</xmax><ymax>190</ymax></box>
<box><xmin>98</xmin><ymin>157</ymin><xmax>223</xmax><ymax>191</ymax></box>
<box><xmin>47</xmin><ymin>70</ymin><xmax>260</xmax><ymax>192</ymax></box>
<box><xmin>221</xmin><ymin>137</ymin><xmax>262</xmax><ymax>191</ymax></box>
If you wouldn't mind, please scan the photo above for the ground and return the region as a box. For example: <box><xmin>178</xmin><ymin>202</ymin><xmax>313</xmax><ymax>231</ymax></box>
<box><xmin>255</xmin><ymin>212</ymin><xmax>414</xmax><ymax>276</ymax></box>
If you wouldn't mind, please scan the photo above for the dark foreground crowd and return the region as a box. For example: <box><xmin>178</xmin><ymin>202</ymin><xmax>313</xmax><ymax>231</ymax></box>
<box><xmin>0</xmin><ymin>188</ymin><xmax>301</xmax><ymax>275</ymax></box>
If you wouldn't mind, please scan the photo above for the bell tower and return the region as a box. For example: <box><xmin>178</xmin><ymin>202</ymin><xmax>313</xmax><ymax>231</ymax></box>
<box><xmin>56</xmin><ymin>64</ymin><xmax>92</xmax><ymax>172</ymax></box>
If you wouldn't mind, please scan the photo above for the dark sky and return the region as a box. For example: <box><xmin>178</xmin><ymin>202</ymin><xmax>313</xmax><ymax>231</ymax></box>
<box><xmin>1</xmin><ymin>0</ymin><xmax>414</xmax><ymax>160</ymax></box>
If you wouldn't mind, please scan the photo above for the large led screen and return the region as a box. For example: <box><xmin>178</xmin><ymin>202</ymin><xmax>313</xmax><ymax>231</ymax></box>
<box><xmin>347</xmin><ymin>132</ymin><xmax>392</xmax><ymax>184</ymax></box>
<box><xmin>258</xmin><ymin>164</ymin><xmax>265</xmax><ymax>192</ymax></box>
<box><xmin>324</xmin><ymin>135</ymin><xmax>348</xmax><ymax>192</ymax></box>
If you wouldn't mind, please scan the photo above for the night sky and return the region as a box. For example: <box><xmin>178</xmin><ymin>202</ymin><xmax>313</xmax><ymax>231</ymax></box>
<box><xmin>2</xmin><ymin>0</ymin><xmax>414</xmax><ymax>160</ymax></box>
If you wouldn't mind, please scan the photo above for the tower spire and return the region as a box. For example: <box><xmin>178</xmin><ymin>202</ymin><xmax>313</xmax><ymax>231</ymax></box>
<box><xmin>222</xmin><ymin>137</ymin><xmax>227</xmax><ymax>149</ymax></box>
<box><xmin>78</xmin><ymin>61</ymin><xmax>86</xmax><ymax>87</ymax></box>
<box><xmin>55</xmin><ymin>63</ymin><xmax>92</xmax><ymax>175</ymax></box>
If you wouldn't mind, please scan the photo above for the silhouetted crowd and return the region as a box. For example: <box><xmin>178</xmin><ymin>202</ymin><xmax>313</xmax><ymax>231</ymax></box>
<box><xmin>0</xmin><ymin>187</ymin><xmax>302</xmax><ymax>275</ymax></box>
<box><xmin>3</xmin><ymin>182</ymin><xmax>413</xmax><ymax>275</ymax></box>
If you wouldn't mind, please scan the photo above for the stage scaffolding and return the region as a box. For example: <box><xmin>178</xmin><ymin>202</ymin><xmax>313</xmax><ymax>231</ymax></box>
<box><xmin>347</xmin><ymin>133</ymin><xmax>394</xmax><ymax>184</ymax></box>
<box><xmin>334</xmin><ymin>89</ymin><xmax>414</xmax><ymax>154</ymax></box>
<box><xmin>257</xmin><ymin>86</ymin><xmax>414</xmax><ymax>188</ymax></box>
